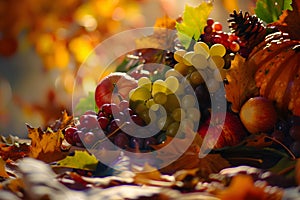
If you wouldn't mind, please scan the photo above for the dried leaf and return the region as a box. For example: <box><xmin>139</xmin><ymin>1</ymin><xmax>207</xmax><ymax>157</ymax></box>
<box><xmin>176</xmin><ymin>2</ymin><xmax>213</xmax><ymax>49</ymax></box>
<box><xmin>154</xmin><ymin>15</ymin><xmax>176</xmax><ymax>30</ymax></box>
<box><xmin>152</xmin><ymin>132</ymin><xmax>229</xmax><ymax>174</ymax></box>
<box><xmin>27</xmin><ymin>124</ymin><xmax>67</xmax><ymax>163</ymax></box>
<box><xmin>56</xmin><ymin>150</ymin><xmax>99</xmax><ymax>171</ymax></box>
<box><xmin>243</xmin><ymin>133</ymin><xmax>273</xmax><ymax>147</ymax></box>
<box><xmin>0</xmin><ymin>143</ymin><xmax>30</xmax><ymax>161</ymax></box>
<box><xmin>225</xmin><ymin>54</ymin><xmax>259</xmax><ymax>112</ymax></box>
<box><xmin>0</xmin><ymin>157</ymin><xmax>9</xmax><ymax>178</ymax></box>
<box><xmin>217</xmin><ymin>174</ymin><xmax>283</xmax><ymax>200</ymax></box>
<box><xmin>133</xmin><ymin>163</ymin><xmax>174</xmax><ymax>187</ymax></box>
<box><xmin>49</xmin><ymin>110</ymin><xmax>74</xmax><ymax>131</ymax></box>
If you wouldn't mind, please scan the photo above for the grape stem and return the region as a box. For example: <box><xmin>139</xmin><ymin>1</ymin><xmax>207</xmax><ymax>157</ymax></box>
<box><xmin>265</xmin><ymin>135</ymin><xmax>296</xmax><ymax>160</ymax></box>
<box><xmin>91</xmin><ymin>122</ymin><xmax>127</xmax><ymax>149</ymax></box>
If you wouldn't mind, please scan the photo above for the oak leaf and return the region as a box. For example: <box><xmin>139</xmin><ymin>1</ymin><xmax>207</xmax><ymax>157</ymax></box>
<box><xmin>225</xmin><ymin>54</ymin><xmax>259</xmax><ymax>112</ymax></box>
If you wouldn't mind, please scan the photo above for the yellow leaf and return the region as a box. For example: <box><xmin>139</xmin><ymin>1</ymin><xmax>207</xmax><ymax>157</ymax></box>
<box><xmin>225</xmin><ymin>54</ymin><xmax>259</xmax><ymax>112</ymax></box>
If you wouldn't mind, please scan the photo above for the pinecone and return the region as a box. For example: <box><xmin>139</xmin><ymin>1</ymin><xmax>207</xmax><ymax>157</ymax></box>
<box><xmin>228</xmin><ymin>11</ymin><xmax>267</xmax><ymax>55</ymax></box>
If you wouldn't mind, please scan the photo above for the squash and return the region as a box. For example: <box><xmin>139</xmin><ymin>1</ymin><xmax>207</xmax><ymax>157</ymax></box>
<box><xmin>247</xmin><ymin>31</ymin><xmax>300</xmax><ymax>116</ymax></box>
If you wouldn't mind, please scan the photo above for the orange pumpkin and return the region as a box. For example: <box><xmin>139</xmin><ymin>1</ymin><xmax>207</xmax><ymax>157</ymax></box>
<box><xmin>248</xmin><ymin>31</ymin><xmax>300</xmax><ymax>116</ymax></box>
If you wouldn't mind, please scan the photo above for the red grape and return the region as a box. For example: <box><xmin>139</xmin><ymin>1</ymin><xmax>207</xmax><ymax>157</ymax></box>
<box><xmin>289</xmin><ymin>126</ymin><xmax>300</xmax><ymax>141</ymax></box>
<box><xmin>130</xmin><ymin>137</ymin><xmax>144</xmax><ymax>149</ymax></box>
<box><xmin>212</xmin><ymin>22</ymin><xmax>222</xmax><ymax>31</ymax></box>
<box><xmin>64</xmin><ymin>127</ymin><xmax>77</xmax><ymax>145</ymax></box>
<box><xmin>119</xmin><ymin>100</ymin><xmax>130</xmax><ymax>111</ymax></box>
<box><xmin>207</xmin><ymin>18</ymin><xmax>214</xmax><ymax>26</ymax></box>
<box><xmin>131</xmin><ymin>114</ymin><xmax>145</xmax><ymax>126</ymax></box>
<box><xmin>98</xmin><ymin>116</ymin><xmax>110</xmax><ymax>130</ymax></box>
<box><xmin>114</xmin><ymin>132</ymin><xmax>129</xmax><ymax>149</ymax></box>
<box><xmin>82</xmin><ymin>132</ymin><xmax>97</xmax><ymax>146</ymax></box>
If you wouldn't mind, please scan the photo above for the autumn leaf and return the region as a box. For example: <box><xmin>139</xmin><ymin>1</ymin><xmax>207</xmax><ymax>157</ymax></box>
<box><xmin>136</xmin><ymin>15</ymin><xmax>177</xmax><ymax>50</ymax></box>
<box><xmin>225</xmin><ymin>54</ymin><xmax>259</xmax><ymax>112</ymax></box>
<box><xmin>176</xmin><ymin>2</ymin><xmax>213</xmax><ymax>49</ymax></box>
<box><xmin>152</xmin><ymin>131</ymin><xmax>229</xmax><ymax>174</ymax></box>
<box><xmin>56</xmin><ymin>150</ymin><xmax>99</xmax><ymax>171</ymax></box>
<box><xmin>216</xmin><ymin>174</ymin><xmax>283</xmax><ymax>200</ymax></box>
<box><xmin>272</xmin><ymin>0</ymin><xmax>300</xmax><ymax>40</ymax></box>
<box><xmin>132</xmin><ymin>163</ymin><xmax>174</xmax><ymax>187</ymax></box>
<box><xmin>49</xmin><ymin>110</ymin><xmax>74</xmax><ymax>131</ymax></box>
<box><xmin>255</xmin><ymin>0</ymin><xmax>292</xmax><ymax>23</ymax></box>
<box><xmin>27</xmin><ymin>124</ymin><xmax>67</xmax><ymax>163</ymax></box>
<box><xmin>0</xmin><ymin>157</ymin><xmax>9</xmax><ymax>178</ymax></box>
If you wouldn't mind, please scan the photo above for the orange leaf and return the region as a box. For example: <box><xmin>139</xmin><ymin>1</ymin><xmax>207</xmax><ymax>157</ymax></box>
<box><xmin>0</xmin><ymin>157</ymin><xmax>9</xmax><ymax>178</ymax></box>
<box><xmin>27</xmin><ymin>125</ymin><xmax>67</xmax><ymax>163</ymax></box>
<box><xmin>273</xmin><ymin>0</ymin><xmax>300</xmax><ymax>40</ymax></box>
<box><xmin>225</xmin><ymin>54</ymin><xmax>259</xmax><ymax>112</ymax></box>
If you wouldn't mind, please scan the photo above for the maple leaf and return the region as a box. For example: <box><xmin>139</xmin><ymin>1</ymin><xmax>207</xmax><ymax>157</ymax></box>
<box><xmin>49</xmin><ymin>110</ymin><xmax>74</xmax><ymax>131</ymax></box>
<box><xmin>176</xmin><ymin>2</ymin><xmax>213</xmax><ymax>49</ymax></box>
<box><xmin>152</xmin><ymin>130</ymin><xmax>229</xmax><ymax>174</ymax></box>
<box><xmin>56</xmin><ymin>150</ymin><xmax>99</xmax><ymax>171</ymax></box>
<box><xmin>224</xmin><ymin>54</ymin><xmax>259</xmax><ymax>113</ymax></box>
<box><xmin>272</xmin><ymin>0</ymin><xmax>300</xmax><ymax>40</ymax></box>
<box><xmin>27</xmin><ymin>124</ymin><xmax>67</xmax><ymax>163</ymax></box>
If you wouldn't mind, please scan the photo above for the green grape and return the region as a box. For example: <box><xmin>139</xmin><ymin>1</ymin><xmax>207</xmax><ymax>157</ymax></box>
<box><xmin>157</xmin><ymin>116</ymin><xmax>173</xmax><ymax>131</ymax></box>
<box><xmin>191</xmin><ymin>53</ymin><xmax>208</xmax><ymax>69</ymax></box>
<box><xmin>206</xmin><ymin>78</ymin><xmax>220</xmax><ymax>93</ymax></box>
<box><xmin>134</xmin><ymin>102</ymin><xmax>148</xmax><ymax>114</ymax></box>
<box><xmin>130</xmin><ymin>87</ymin><xmax>151</xmax><ymax>102</ymax></box>
<box><xmin>185</xmin><ymin>107</ymin><xmax>201</xmax><ymax>122</ymax></box>
<box><xmin>171</xmin><ymin>108</ymin><xmax>185</xmax><ymax>122</ymax></box>
<box><xmin>189</xmin><ymin>70</ymin><xmax>205</xmax><ymax>85</ymax></box>
<box><xmin>153</xmin><ymin>92</ymin><xmax>167</xmax><ymax>105</ymax></box>
<box><xmin>181</xmin><ymin>94</ymin><xmax>196</xmax><ymax>109</ymax></box>
<box><xmin>139</xmin><ymin>109</ymin><xmax>151</xmax><ymax>124</ymax></box>
<box><xmin>166</xmin><ymin>121</ymin><xmax>180</xmax><ymax>137</ymax></box>
<box><xmin>182</xmin><ymin>51</ymin><xmax>194</xmax><ymax>66</ymax></box>
<box><xmin>210</xmin><ymin>55</ymin><xmax>225</xmax><ymax>69</ymax></box>
<box><xmin>152</xmin><ymin>79</ymin><xmax>167</xmax><ymax>96</ymax></box>
<box><xmin>174</xmin><ymin>62</ymin><xmax>189</xmax><ymax>76</ymax></box>
<box><xmin>165</xmin><ymin>94</ymin><xmax>180</xmax><ymax>112</ymax></box>
<box><xmin>146</xmin><ymin>98</ymin><xmax>155</xmax><ymax>108</ymax></box>
<box><xmin>138</xmin><ymin>76</ymin><xmax>152</xmax><ymax>90</ymax></box>
<box><xmin>165</xmin><ymin>69</ymin><xmax>182</xmax><ymax>79</ymax></box>
<box><xmin>194</xmin><ymin>41</ymin><xmax>210</xmax><ymax>58</ymax></box>
<box><xmin>174</xmin><ymin>49</ymin><xmax>187</xmax><ymax>63</ymax></box>
<box><xmin>175</xmin><ymin>83</ymin><xmax>185</xmax><ymax>95</ymax></box>
<box><xmin>165</xmin><ymin>76</ymin><xmax>179</xmax><ymax>94</ymax></box>
<box><xmin>209</xmin><ymin>43</ymin><xmax>226</xmax><ymax>57</ymax></box>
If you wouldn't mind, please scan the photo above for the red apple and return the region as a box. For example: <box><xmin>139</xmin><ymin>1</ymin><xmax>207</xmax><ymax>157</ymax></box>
<box><xmin>198</xmin><ymin>112</ymin><xmax>247</xmax><ymax>149</ymax></box>
<box><xmin>95</xmin><ymin>72</ymin><xmax>137</xmax><ymax>109</ymax></box>
<box><xmin>240</xmin><ymin>97</ymin><xmax>277</xmax><ymax>134</ymax></box>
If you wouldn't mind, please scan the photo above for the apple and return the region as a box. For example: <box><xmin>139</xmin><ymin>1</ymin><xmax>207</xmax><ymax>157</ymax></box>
<box><xmin>198</xmin><ymin>112</ymin><xmax>247</xmax><ymax>149</ymax></box>
<box><xmin>240</xmin><ymin>97</ymin><xmax>277</xmax><ymax>134</ymax></box>
<box><xmin>95</xmin><ymin>72</ymin><xmax>137</xmax><ymax>109</ymax></box>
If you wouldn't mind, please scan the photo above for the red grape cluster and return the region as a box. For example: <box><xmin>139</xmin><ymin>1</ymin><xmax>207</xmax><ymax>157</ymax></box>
<box><xmin>200</xmin><ymin>18</ymin><xmax>242</xmax><ymax>53</ymax></box>
<box><xmin>64</xmin><ymin>100</ymin><xmax>160</xmax><ymax>151</ymax></box>
<box><xmin>272</xmin><ymin>115</ymin><xmax>300</xmax><ymax>157</ymax></box>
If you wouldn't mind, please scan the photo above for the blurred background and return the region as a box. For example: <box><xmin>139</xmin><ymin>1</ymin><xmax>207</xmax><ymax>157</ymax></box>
<box><xmin>0</xmin><ymin>0</ymin><xmax>254</xmax><ymax>137</ymax></box>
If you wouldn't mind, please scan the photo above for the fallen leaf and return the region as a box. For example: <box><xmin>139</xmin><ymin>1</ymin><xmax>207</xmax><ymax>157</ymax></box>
<box><xmin>49</xmin><ymin>110</ymin><xmax>74</xmax><ymax>131</ymax></box>
<box><xmin>216</xmin><ymin>174</ymin><xmax>283</xmax><ymax>200</ymax></box>
<box><xmin>0</xmin><ymin>157</ymin><xmax>9</xmax><ymax>178</ymax></box>
<box><xmin>27</xmin><ymin>124</ymin><xmax>67</xmax><ymax>163</ymax></box>
<box><xmin>0</xmin><ymin>143</ymin><xmax>30</xmax><ymax>161</ymax></box>
<box><xmin>225</xmin><ymin>54</ymin><xmax>259</xmax><ymax>112</ymax></box>
<box><xmin>132</xmin><ymin>163</ymin><xmax>174</xmax><ymax>187</ymax></box>
<box><xmin>56</xmin><ymin>150</ymin><xmax>99</xmax><ymax>171</ymax></box>
<box><xmin>176</xmin><ymin>2</ymin><xmax>213</xmax><ymax>49</ymax></box>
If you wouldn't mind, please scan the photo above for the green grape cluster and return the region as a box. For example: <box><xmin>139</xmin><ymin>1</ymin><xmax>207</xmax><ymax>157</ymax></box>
<box><xmin>129</xmin><ymin>76</ymin><xmax>200</xmax><ymax>138</ymax></box>
<box><xmin>173</xmin><ymin>42</ymin><xmax>227</xmax><ymax>93</ymax></box>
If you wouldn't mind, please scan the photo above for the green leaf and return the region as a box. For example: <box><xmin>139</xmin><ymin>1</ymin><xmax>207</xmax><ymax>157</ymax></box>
<box><xmin>56</xmin><ymin>150</ymin><xmax>99</xmax><ymax>171</ymax></box>
<box><xmin>74</xmin><ymin>91</ymin><xmax>97</xmax><ymax>115</ymax></box>
<box><xmin>255</xmin><ymin>0</ymin><xmax>292</xmax><ymax>23</ymax></box>
<box><xmin>175</xmin><ymin>2</ymin><xmax>213</xmax><ymax>49</ymax></box>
